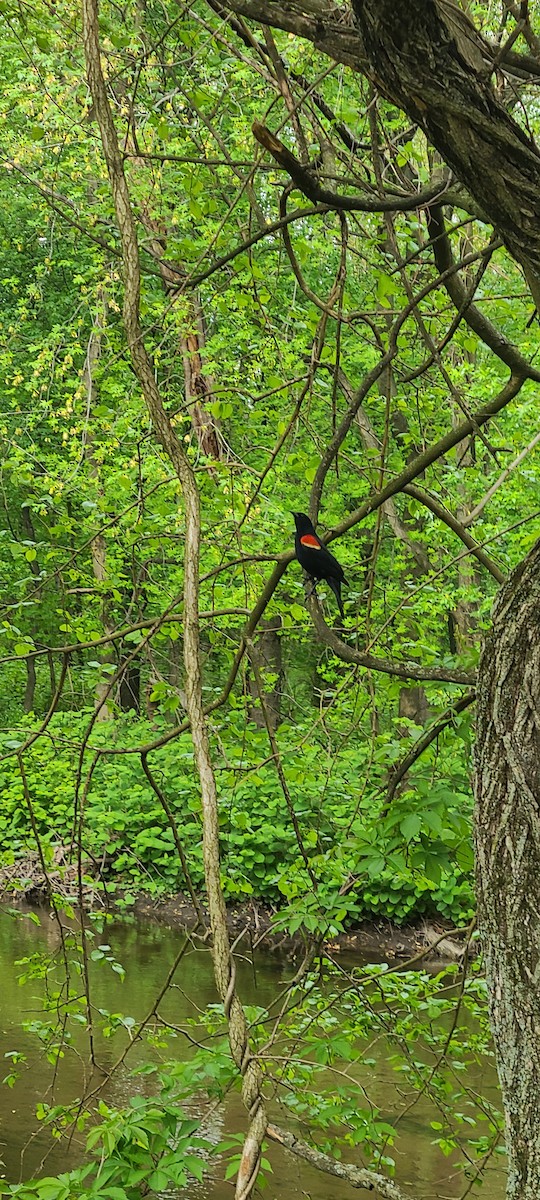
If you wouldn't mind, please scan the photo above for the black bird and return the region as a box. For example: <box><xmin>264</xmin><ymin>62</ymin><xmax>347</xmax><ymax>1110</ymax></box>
<box><xmin>292</xmin><ymin>511</ymin><xmax>347</xmax><ymax>619</ymax></box>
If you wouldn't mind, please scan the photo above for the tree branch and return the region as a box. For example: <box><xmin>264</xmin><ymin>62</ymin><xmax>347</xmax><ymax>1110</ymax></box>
<box><xmin>464</xmin><ymin>430</ymin><xmax>540</xmax><ymax>525</ymax></box>
<box><xmin>214</xmin><ymin>0</ymin><xmax>366</xmax><ymax>70</ymax></box>
<box><xmin>81</xmin><ymin>2</ymin><xmax>267</xmax><ymax>1193</ymax></box>
<box><xmin>308</xmin><ymin>596</ymin><xmax>474</xmax><ymax>684</ymax></box>
<box><xmin>383</xmin><ymin>690</ymin><xmax>476</xmax><ymax>809</ymax></box>
<box><xmin>267</xmin><ymin>1122</ymin><xmax>415</xmax><ymax>1200</ymax></box>
<box><xmin>253</xmin><ymin>120</ymin><xmax>452</xmax><ymax>211</ymax></box>
<box><xmin>353</xmin><ymin>0</ymin><xmax>540</xmax><ymax>309</ymax></box>
<box><xmin>326</xmin><ymin>372</ymin><xmax>526</xmax><ymax>543</ymax></box>
<box><xmin>403</xmin><ymin>484</ymin><xmax>506</xmax><ymax>584</ymax></box>
<box><xmin>427</xmin><ymin>206</ymin><xmax>540</xmax><ymax>382</ymax></box>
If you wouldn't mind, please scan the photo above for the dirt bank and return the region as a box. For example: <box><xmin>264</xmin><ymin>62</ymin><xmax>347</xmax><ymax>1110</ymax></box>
<box><xmin>0</xmin><ymin>852</ymin><xmax>467</xmax><ymax>965</ymax></box>
<box><xmin>132</xmin><ymin>892</ymin><xmax>466</xmax><ymax>964</ymax></box>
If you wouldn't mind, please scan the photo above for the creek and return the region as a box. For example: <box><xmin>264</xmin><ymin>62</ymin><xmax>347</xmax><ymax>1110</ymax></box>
<box><xmin>0</xmin><ymin>906</ymin><xmax>505</xmax><ymax>1199</ymax></box>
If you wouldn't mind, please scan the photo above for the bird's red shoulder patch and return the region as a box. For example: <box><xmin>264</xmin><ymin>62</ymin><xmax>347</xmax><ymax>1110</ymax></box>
<box><xmin>300</xmin><ymin>534</ymin><xmax>321</xmax><ymax>549</ymax></box>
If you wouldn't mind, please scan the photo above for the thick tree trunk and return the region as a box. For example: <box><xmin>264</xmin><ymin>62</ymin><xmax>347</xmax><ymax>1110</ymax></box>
<box><xmin>24</xmin><ymin>654</ymin><xmax>37</xmax><ymax>714</ymax></box>
<box><xmin>352</xmin><ymin>0</ymin><xmax>540</xmax><ymax>307</ymax></box>
<box><xmin>475</xmin><ymin>539</ymin><xmax>540</xmax><ymax>1200</ymax></box>
<box><xmin>247</xmin><ymin>616</ymin><xmax>283</xmax><ymax>730</ymax></box>
<box><xmin>140</xmin><ymin>210</ymin><xmax>223</xmax><ymax>460</ymax></box>
<box><xmin>181</xmin><ymin>300</ymin><xmax>223</xmax><ymax>460</ymax></box>
<box><xmin>398</xmin><ymin>686</ymin><xmax>429</xmax><ymax>728</ymax></box>
<box><xmin>118</xmin><ymin>657</ymin><xmax>140</xmax><ymax>714</ymax></box>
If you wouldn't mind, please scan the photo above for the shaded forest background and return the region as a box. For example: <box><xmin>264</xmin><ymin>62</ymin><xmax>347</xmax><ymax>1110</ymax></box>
<box><xmin>1</xmin><ymin>0</ymin><xmax>532</xmax><ymax>929</ymax></box>
<box><xmin>1</xmin><ymin>1</ymin><xmax>540</xmax><ymax>1196</ymax></box>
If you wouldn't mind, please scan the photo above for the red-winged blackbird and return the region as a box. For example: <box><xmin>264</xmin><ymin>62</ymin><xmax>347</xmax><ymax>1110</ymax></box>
<box><xmin>292</xmin><ymin>511</ymin><xmax>347</xmax><ymax>619</ymax></box>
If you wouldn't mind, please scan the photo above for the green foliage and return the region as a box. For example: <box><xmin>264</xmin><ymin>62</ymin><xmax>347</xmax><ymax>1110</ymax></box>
<box><xmin>138</xmin><ymin>958</ymin><xmax>501</xmax><ymax>1179</ymax></box>
<box><xmin>0</xmin><ymin>1</ymin><xmax>530</xmax><ymax>1197</ymax></box>
<box><xmin>0</xmin><ymin>0</ymin><xmax>521</xmax><ymax>947</ymax></box>
<box><xmin>0</xmin><ymin>707</ymin><xmax>474</xmax><ymax>924</ymax></box>
<box><xmin>0</xmin><ymin>1089</ymin><xmax>209</xmax><ymax>1199</ymax></box>
<box><xmin>273</xmin><ymin>957</ymin><xmax>501</xmax><ymax>1171</ymax></box>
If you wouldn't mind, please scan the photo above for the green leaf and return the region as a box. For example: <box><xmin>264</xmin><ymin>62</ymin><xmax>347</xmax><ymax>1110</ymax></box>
<box><xmin>400</xmin><ymin>813</ymin><xmax>422</xmax><ymax>841</ymax></box>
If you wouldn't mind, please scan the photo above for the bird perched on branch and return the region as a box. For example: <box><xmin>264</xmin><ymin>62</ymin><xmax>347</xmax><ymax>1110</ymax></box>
<box><xmin>292</xmin><ymin>511</ymin><xmax>347</xmax><ymax>620</ymax></box>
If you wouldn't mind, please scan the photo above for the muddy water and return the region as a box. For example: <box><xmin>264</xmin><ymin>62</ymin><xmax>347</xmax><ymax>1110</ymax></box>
<box><xmin>0</xmin><ymin>907</ymin><xmax>505</xmax><ymax>1199</ymax></box>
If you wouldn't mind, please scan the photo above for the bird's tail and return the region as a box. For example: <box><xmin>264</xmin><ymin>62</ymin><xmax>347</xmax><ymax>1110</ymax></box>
<box><xmin>328</xmin><ymin>577</ymin><xmax>345</xmax><ymax>620</ymax></box>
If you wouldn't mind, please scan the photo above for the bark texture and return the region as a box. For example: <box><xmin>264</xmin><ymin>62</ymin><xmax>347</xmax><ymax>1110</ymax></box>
<box><xmin>214</xmin><ymin>0</ymin><xmax>365</xmax><ymax>69</ymax></box>
<box><xmin>83</xmin><ymin>303</ymin><xmax>116</xmax><ymax>720</ymax></box>
<box><xmin>475</xmin><ymin>539</ymin><xmax>540</xmax><ymax>1200</ymax></box>
<box><xmin>352</xmin><ymin>0</ymin><xmax>540</xmax><ymax>307</ymax></box>
<box><xmin>141</xmin><ymin>211</ymin><xmax>223</xmax><ymax>459</ymax></box>
<box><xmin>221</xmin><ymin>1</ymin><xmax>540</xmax><ymax>305</ymax></box>
<box><xmin>247</xmin><ymin>616</ymin><xmax>282</xmax><ymax>730</ymax></box>
<box><xmin>81</xmin><ymin>4</ymin><xmax>267</xmax><ymax>1195</ymax></box>
<box><xmin>180</xmin><ymin>300</ymin><xmax>222</xmax><ymax>461</ymax></box>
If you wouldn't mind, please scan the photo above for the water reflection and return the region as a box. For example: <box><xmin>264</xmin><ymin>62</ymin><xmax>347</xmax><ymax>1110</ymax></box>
<box><xmin>0</xmin><ymin>907</ymin><xmax>505</xmax><ymax>1198</ymax></box>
